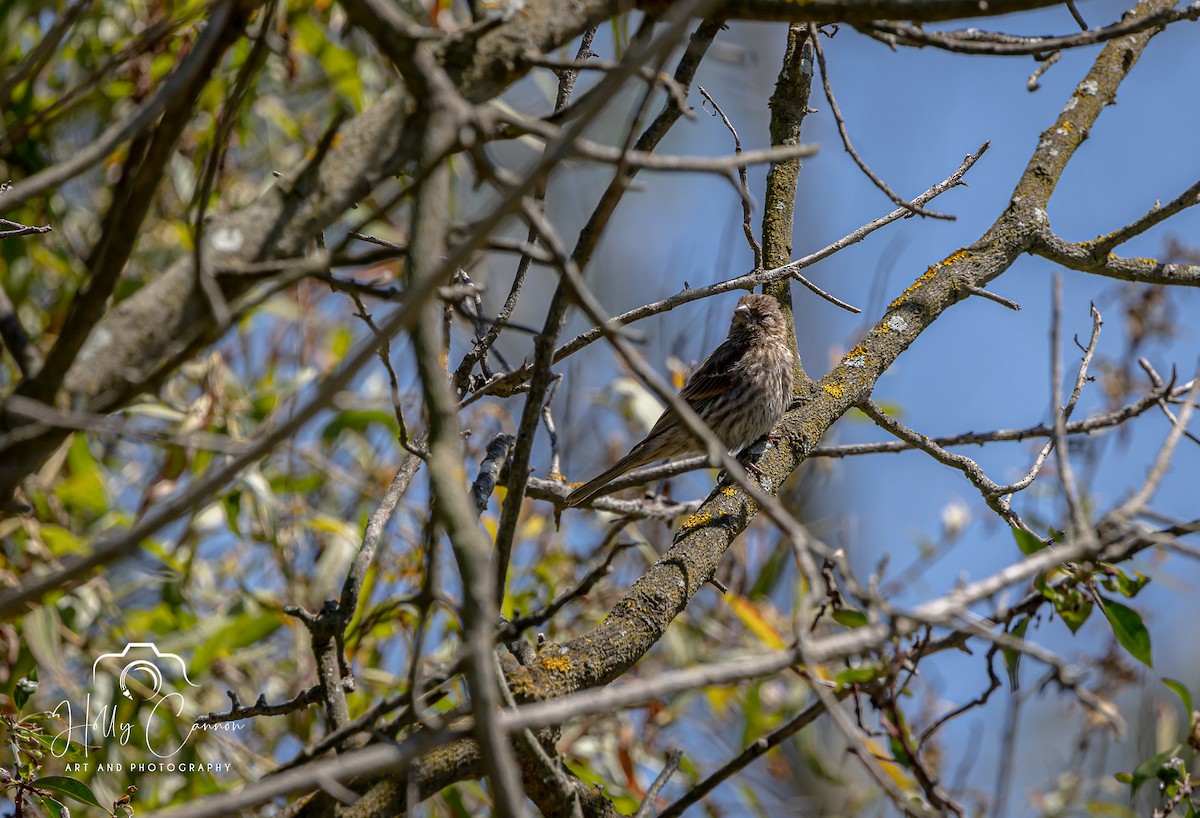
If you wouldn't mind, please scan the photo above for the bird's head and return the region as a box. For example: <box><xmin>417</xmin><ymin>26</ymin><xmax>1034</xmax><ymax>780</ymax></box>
<box><xmin>731</xmin><ymin>293</ymin><xmax>786</xmax><ymax>337</ymax></box>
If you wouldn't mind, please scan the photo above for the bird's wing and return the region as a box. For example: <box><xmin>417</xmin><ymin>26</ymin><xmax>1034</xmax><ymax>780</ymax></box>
<box><xmin>643</xmin><ymin>339</ymin><xmax>739</xmax><ymax>438</ymax></box>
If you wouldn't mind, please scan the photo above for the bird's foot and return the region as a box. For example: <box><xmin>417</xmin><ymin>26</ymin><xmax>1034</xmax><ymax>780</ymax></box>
<box><xmin>736</xmin><ymin>437</ymin><xmax>774</xmax><ymax>478</ymax></box>
<box><xmin>743</xmin><ymin>459</ymin><xmax>767</xmax><ymax>478</ymax></box>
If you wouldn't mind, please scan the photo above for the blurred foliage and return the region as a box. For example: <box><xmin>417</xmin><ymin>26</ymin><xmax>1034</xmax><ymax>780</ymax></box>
<box><xmin>0</xmin><ymin>1</ymin><xmax>1196</xmax><ymax>816</ymax></box>
<box><xmin>0</xmin><ymin>0</ymin><xmax>411</xmax><ymax>811</ymax></box>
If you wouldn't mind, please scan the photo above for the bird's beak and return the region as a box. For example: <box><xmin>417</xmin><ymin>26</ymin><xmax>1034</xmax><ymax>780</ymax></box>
<box><xmin>735</xmin><ymin>304</ymin><xmax>751</xmax><ymax>318</ymax></box>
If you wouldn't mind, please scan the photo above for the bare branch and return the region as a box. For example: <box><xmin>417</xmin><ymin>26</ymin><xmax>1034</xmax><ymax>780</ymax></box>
<box><xmin>1118</xmin><ymin>363</ymin><xmax>1200</xmax><ymax>514</ymax></box>
<box><xmin>339</xmin><ymin>441</ymin><xmax>428</xmax><ymax>629</ymax></box>
<box><xmin>808</xmin><ymin>383</ymin><xmax>1166</xmax><ymax>458</ymax></box>
<box><xmin>195</xmin><ymin>684</ymin><xmax>337</xmax><ymax>727</ymax></box>
<box><xmin>862</xmin><ymin>2</ymin><xmax>1200</xmax><ymax>55</ymax></box>
<box><xmin>471</xmin><ymin>433</ymin><xmax>516</xmax><ymax>515</ymax></box>
<box><xmin>491</xmin><ymin>109</ymin><xmax>819</xmax><ymax>171</ymax></box>
<box><xmin>697</xmin><ymin>84</ymin><xmax>763</xmax><ymax>269</ymax></box>
<box><xmin>656</xmin><ymin>697</ymin><xmax>842</xmax><ymax>818</ymax></box>
<box><xmin>633</xmin><ymin>748</ymin><xmax>681</xmax><ymax>818</ymax></box>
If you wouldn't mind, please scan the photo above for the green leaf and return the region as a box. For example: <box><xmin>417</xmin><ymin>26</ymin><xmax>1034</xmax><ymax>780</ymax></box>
<box><xmin>1099</xmin><ymin>596</ymin><xmax>1153</xmax><ymax>667</ymax></box>
<box><xmin>1002</xmin><ymin>617</ymin><xmax>1030</xmax><ymax>690</ymax></box>
<box><xmin>1055</xmin><ymin>588</ymin><xmax>1093</xmax><ymax>634</ymax></box>
<box><xmin>747</xmin><ymin>541</ymin><xmax>791</xmax><ymax>599</ymax></box>
<box><xmin>1159</xmin><ymin>756</ymin><xmax>1186</xmax><ymax>784</ymax></box>
<box><xmin>191</xmin><ymin>608</ymin><xmax>282</xmax><ymax>674</ymax></box>
<box><xmin>37</xmin><ymin>796</ymin><xmax>68</xmax><ymax>818</ymax></box>
<box><xmin>31</xmin><ymin>775</ymin><xmax>108</xmax><ymax>810</ymax></box>
<box><xmin>1100</xmin><ymin>566</ymin><xmax>1150</xmax><ymax>599</ymax></box>
<box><xmin>1125</xmin><ymin>745</ymin><xmax>1183</xmax><ymax>795</ymax></box>
<box><xmin>835</xmin><ymin>665</ymin><xmax>885</xmax><ymax>688</ymax></box>
<box><xmin>1012</xmin><ymin>527</ymin><xmax>1046</xmax><ymax>556</ymax></box>
<box><xmin>832</xmin><ymin>608</ymin><xmax>869</xmax><ymax>629</ymax></box>
<box><xmin>1034</xmin><ymin>573</ymin><xmax>1061</xmax><ymax>604</ymax></box>
<box><xmin>888</xmin><ymin>734</ymin><xmax>912</xmax><ymax>768</ymax></box>
<box><xmin>222</xmin><ymin>490</ymin><xmax>242</xmax><ymax>536</ymax></box>
<box><xmin>55</xmin><ymin>434</ymin><xmax>107</xmax><ymax>515</ymax></box>
<box><xmin>38</xmin><ymin>524</ymin><xmax>86</xmax><ymax>556</ymax></box>
<box><xmin>23</xmin><ymin>605</ymin><xmax>63</xmax><ymax>670</ymax></box>
<box><xmin>441</xmin><ymin>783</ymin><xmax>472</xmax><ymax>818</ymax></box>
<box><xmin>1163</xmin><ymin>678</ymin><xmax>1193</xmax><ymax>715</ymax></box>
<box><xmin>15</xmin><ymin>669</ymin><xmax>38</xmax><ymax>711</ymax></box>
<box><xmin>320</xmin><ymin>409</ymin><xmax>398</xmax><ymax>444</ymax></box>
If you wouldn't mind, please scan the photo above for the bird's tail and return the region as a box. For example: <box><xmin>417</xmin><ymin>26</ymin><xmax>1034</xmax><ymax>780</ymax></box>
<box><xmin>565</xmin><ymin>450</ymin><xmax>652</xmax><ymax>507</ymax></box>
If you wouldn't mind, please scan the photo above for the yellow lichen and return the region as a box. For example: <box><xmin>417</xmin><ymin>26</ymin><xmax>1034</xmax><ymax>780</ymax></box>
<box><xmin>680</xmin><ymin>511</ymin><xmax>712</xmax><ymax>530</ymax></box>
<box><xmin>823</xmin><ymin>381</ymin><xmax>845</xmax><ymax>399</ymax></box>
<box><xmin>540</xmin><ymin>655</ymin><xmax>573</xmax><ymax>674</ymax></box>
<box><xmin>887</xmin><ymin>249</ymin><xmax>967</xmax><ymax>309</ymax></box>
<box><xmin>889</xmin><ymin>268</ymin><xmax>936</xmax><ymax>308</ymax></box>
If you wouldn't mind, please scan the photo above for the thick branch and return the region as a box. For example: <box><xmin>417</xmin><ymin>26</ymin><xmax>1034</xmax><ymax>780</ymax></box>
<box><xmin>760</xmin><ymin>23</ymin><xmax>814</xmax><ymax>366</ymax></box>
<box><xmin>861</xmin><ymin>3</ymin><xmax>1200</xmax><ymax>55</ymax></box>
<box><xmin>1033</xmin><ymin>228</ymin><xmax>1200</xmax><ymax>285</ymax></box>
<box><xmin>640</xmin><ymin>0</ymin><xmax>1068</xmax><ymax>25</ymax></box>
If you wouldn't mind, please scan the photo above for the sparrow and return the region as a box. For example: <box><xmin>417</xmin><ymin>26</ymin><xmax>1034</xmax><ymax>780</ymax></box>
<box><xmin>566</xmin><ymin>292</ymin><xmax>793</xmax><ymax>507</ymax></box>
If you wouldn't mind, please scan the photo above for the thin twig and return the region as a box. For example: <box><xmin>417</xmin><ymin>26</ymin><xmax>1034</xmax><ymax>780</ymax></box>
<box><xmin>1138</xmin><ymin>359</ymin><xmax>1200</xmax><ymax>447</ymax></box>
<box><xmin>1119</xmin><ymin>362</ymin><xmax>1200</xmax><ymax>514</ymax></box>
<box><xmin>794</xmin><ymin>272</ymin><xmax>862</xmax><ymax>313</ymax></box>
<box><xmin>965</xmin><ymin>284</ymin><xmax>1021</xmax><ymax>311</ymax></box>
<box><xmin>810</xmin><ymin>24</ymin><xmax>953</xmax><ymax>220</ymax></box>
<box><xmin>1065</xmin><ymin>0</ymin><xmax>1089</xmax><ymax>31</ymax></box>
<box><xmin>697</xmin><ymin>85</ymin><xmax>762</xmax><ymax>269</ymax></box>
<box><xmin>1027</xmin><ymin>51</ymin><xmax>1061</xmax><ymax>91</ymax></box>
<box><xmin>1049</xmin><ymin>277</ymin><xmax>1090</xmax><ymax>542</ymax></box>
<box><xmin>633</xmin><ymin>749</ymin><xmax>682</xmax><ymax>818</ymax></box>
<box><xmin>859</xmin><ymin>400</ymin><xmax>1037</xmax><ymax>537</ymax></box>
<box><xmin>195</xmin><ymin>684</ymin><xmax>339</xmax><ymax>726</ymax></box>
<box><xmin>503</xmin><ymin>540</ymin><xmax>635</xmax><ymax>636</ymax></box>
<box><xmin>656</xmin><ymin>697</ymin><xmax>844</xmax><ymax>818</ymax></box>
<box><xmin>339</xmin><ymin>438</ymin><xmax>427</xmax><ymax>629</ymax></box>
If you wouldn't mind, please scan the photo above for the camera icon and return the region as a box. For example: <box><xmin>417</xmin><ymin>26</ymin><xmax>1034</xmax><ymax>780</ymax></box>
<box><xmin>92</xmin><ymin>642</ymin><xmax>199</xmax><ymax>701</ymax></box>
